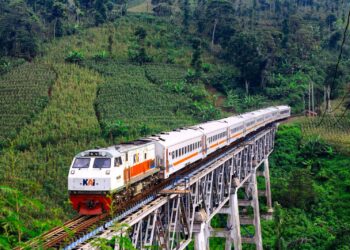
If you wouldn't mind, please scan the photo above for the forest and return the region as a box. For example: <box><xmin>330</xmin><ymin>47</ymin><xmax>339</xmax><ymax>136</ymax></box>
<box><xmin>0</xmin><ymin>0</ymin><xmax>349</xmax><ymax>249</ymax></box>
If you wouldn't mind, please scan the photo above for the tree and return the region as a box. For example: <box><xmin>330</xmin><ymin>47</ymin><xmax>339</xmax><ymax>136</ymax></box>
<box><xmin>0</xmin><ymin>1</ymin><xmax>41</xmax><ymax>60</ymax></box>
<box><xmin>128</xmin><ymin>27</ymin><xmax>152</xmax><ymax>65</ymax></box>
<box><xmin>205</xmin><ymin>0</ymin><xmax>235</xmax><ymax>46</ymax></box>
<box><xmin>190</xmin><ymin>38</ymin><xmax>202</xmax><ymax>78</ymax></box>
<box><xmin>324</xmin><ymin>63</ymin><xmax>344</xmax><ymax>111</ymax></box>
<box><xmin>285</xmin><ymin>168</ymin><xmax>316</xmax><ymax>210</ymax></box>
<box><xmin>50</xmin><ymin>1</ymin><xmax>66</xmax><ymax>38</ymax></box>
<box><xmin>326</xmin><ymin>14</ymin><xmax>337</xmax><ymax>31</ymax></box>
<box><xmin>181</xmin><ymin>0</ymin><xmax>190</xmax><ymax>32</ymax></box>
<box><xmin>95</xmin><ymin>0</ymin><xmax>107</xmax><ymax>25</ymax></box>
<box><xmin>225</xmin><ymin>33</ymin><xmax>266</xmax><ymax>94</ymax></box>
<box><xmin>328</xmin><ymin>31</ymin><xmax>341</xmax><ymax>49</ymax></box>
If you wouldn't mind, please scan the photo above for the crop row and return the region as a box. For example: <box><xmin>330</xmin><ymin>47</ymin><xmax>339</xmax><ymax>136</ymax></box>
<box><xmin>88</xmin><ymin>61</ymin><xmax>197</xmax><ymax>138</ymax></box>
<box><xmin>0</xmin><ymin>63</ymin><xmax>55</xmax><ymax>142</ymax></box>
<box><xmin>144</xmin><ymin>64</ymin><xmax>187</xmax><ymax>84</ymax></box>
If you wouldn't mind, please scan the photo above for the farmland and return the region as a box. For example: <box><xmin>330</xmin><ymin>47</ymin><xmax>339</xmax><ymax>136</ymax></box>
<box><xmin>0</xmin><ymin>63</ymin><xmax>56</xmax><ymax>148</ymax></box>
<box><xmin>299</xmin><ymin>115</ymin><xmax>350</xmax><ymax>154</ymax></box>
<box><xmin>85</xmin><ymin>60</ymin><xmax>199</xmax><ymax>141</ymax></box>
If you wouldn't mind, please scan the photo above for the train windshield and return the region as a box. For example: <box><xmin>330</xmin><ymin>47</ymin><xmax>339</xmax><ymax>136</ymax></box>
<box><xmin>73</xmin><ymin>158</ymin><xmax>90</xmax><ymax>168</ymax></box>
<box><xmin>93</xmin><ymin>158</ymin><xmax>111</xmax><ymax>168</ymax></box>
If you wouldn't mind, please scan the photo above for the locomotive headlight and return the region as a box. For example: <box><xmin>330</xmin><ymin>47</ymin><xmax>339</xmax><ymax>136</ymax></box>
<box><xmin>105</xmin><ymin>170</ymin><xmax>110</xmax><ymax>175</ymax></box>
<box><xmin>70</xmin><ymin>170</ymin><xmax>75</xmax><ymax>174</ymax></box>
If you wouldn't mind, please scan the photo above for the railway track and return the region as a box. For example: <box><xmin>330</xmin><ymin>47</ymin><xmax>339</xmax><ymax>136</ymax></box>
<box><xmin>18</xmin><ymin>122</ymin><xmax>279</xmax><ymax>249</ymax></box>
<box><xmin>16</xmin><ymin>215</ymin><xmax>108</xmax><ymax>249</ymax></box>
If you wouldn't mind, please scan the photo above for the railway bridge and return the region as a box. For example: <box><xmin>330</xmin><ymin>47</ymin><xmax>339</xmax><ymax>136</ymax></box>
<box><xmin>62</xmin><ymin>125</ymin><xmax>277</xmax><ymax>250</ymax></box>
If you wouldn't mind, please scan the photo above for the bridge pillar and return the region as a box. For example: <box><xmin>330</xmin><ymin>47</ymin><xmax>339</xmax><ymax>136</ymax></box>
<box><xmin>194</xmin><ymin>222</ymin><xmax>210</xmax><ymax>250</ymax></box>
<box><xmin>251</xmin><ymin>170</ymin><xmax>263</xmax><ymax>250</ymax></box>
<box><xmin>226</xmin><ymin>190</ymin><xmax>242</xmax><ymax>250</ymax></box>
<box><xmin>264</xmin><ymin>158</ymin><xmax>273</xmax><ymax>214</ymax></box>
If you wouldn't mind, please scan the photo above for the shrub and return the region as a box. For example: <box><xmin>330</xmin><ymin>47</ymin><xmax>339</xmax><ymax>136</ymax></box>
<box><xmin>65</xmin><ymin>51</ymin><xmax>84</xmax><ymax>64</ymax></box>
<box><xmin>93</xmin><ymin>51</ymin><xmax>108</xmax><ymax>61</ymax></box>
<box><xmin>202</xmin><ymin>63</ymin><xmax>212</xmax><ymax>73</ymax></box>
<box><xmin>102</xmin><ymin>120</ymin><xmax>129</xmax><ymax>141</ymax></box>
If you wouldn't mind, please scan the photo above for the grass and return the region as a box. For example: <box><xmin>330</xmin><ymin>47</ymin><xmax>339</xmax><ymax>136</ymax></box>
<box><xmin>0</xmin><ymin>13</ymin><xmax>226</xmax><ymax>247</ymax></box>
<box><xmin>85</xmin><ymin>60</ymin><xmax>198</xmax><ymax>139</ymax></box>
<box><xmin>0</xmin><ymin>61</ymin><xmax>107</xmax><ymax>245</ymax></box>
<box><xmin>128</xmin><ymin>0</ymin><xmax>152</xmax><ymax>13</ymax></box>
<box><xmin>292</xmin><ymin>115</ymin><xmax>350</xmax><ymax>155</ymax></box>
<box><xmin>0</xmin><ymin>63</ymin><xmax>56</xmax><ymax>147</ymax></box>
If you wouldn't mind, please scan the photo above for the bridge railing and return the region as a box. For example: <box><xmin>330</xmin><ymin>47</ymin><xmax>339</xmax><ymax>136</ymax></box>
<box><xmin>78</xmin><ymin>125</ymin><xmax>277</xmax><ymax>250</ymax></box>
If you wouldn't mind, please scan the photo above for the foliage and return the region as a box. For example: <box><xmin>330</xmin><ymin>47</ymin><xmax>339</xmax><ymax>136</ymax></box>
<box><xmin>0</xmin><ymin>1</ymin><xmax>41</xmax><ymax>60</ymax></box>
<box><xmin>86</xmin><ymin>60</ymin><xmax>199</xmax><ymax>142</ymax></box>
<box><xmin>263</xmin><ymin>123</ymin><xmax>350</xmax><ymax>249</ymax></box>
<box><xmin>65</xmin><ymin>51</ymin><xmax>85</xmax><ymax>64</ymax></box>
<box><xmin>93</xmin><ymin>50</ymin><xmax>109</xmax><ymax>61</ymax></box>
<box><xmin>0</xmin><ymin>62</ymin><xmax>106</xmax><ymax>248</ymax></box>
<box><xmin>190</xmin><ymin>38</ymin><xmax>202</xmax><ymax>79</ymax></box>
<box><xmin>0</xmin><ymin>63</ymin><xmax>55</xmax><ymax>149</ymax></box>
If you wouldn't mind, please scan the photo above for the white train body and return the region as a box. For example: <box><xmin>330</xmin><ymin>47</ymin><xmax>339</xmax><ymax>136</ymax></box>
<box><xmin>68</xmin><ymin>106</ymin><xmax>291</xmax><ymax>214</ymax></box>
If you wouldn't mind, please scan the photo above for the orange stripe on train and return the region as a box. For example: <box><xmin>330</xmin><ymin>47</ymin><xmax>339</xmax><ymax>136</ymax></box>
<box><xmin>124</xmin><ymin>159</ymin><xmax>154</xmax><ymax>181</ymax></box>
<box><xmin>209</xmin><ymin>139</ymin><xmax>226</xmax><ymax>149</ymax></box>
<box><xmin>173</xmin><ymin>152</ymin><xmax>199</xmax><ymax>166</ymax></box>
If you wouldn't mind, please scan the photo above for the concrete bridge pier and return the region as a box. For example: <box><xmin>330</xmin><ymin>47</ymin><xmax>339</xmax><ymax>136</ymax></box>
<box><xmin>194</xmin><ymin>221</ymin><xmax>210</xmax><ymax>250</ymax></box>
<box><xmin>250</xmin><ymin>169</ymin><xmax>263</xmax><ymax>250</ymax></box>
<box><xmin>225</xmin><ymin>191</ymin><xmax>242</xmax><ymax>250</ymax></box>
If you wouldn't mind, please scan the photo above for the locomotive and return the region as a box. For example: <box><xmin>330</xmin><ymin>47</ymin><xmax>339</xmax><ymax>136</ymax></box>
<box><xmin>68</xmin><ymin>106</ymin><xmax>290</xmax><ymax>215</ymax></box>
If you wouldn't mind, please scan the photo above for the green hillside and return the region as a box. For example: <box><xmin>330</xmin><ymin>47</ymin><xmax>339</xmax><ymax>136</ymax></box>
<box><xmin>0</xmin><ymin>0</ymin><xmax>350</xmax><ymax>248</ymax></box>
<box><xmin>0</xmin><ymin>64</ymin><xmax>56</xmax><ymax>148</ymax></box>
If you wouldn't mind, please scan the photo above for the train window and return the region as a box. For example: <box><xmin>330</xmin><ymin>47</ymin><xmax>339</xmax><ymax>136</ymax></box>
<box><xmin>176</xmin><ymin>150</ymin><xmax>178</xmax><ymax>158</ymax></box>
<box><xmin>125</xmin><ymin>153</ymin><xmax>128</xmax><ymax>162</ymax></box>
<box><xmin>185</xmin><ymin>147</ymin><xmax>187</xmax><ymax>154</ymax></box>
<box><xmin>144</xmin><ymin>153</ymin><xmax>147</xmax><ymax>159</ymax></box>
<box><xmin>115</xmin><ymin>157</ymin><xmax>122</xmax><ymax>167</ymax></box>
<box><xmin>172</xmin><ymin>152</ymin><xmax>175</xmax><ymax>159</ymax></box>
<box><xmin>182</xmin><ymin>148</ymin><xmax>184</xmax><ymax>155</ymax></box>
<box><xmin>190</xmin><ymin>144</ymin><xmax>193</xmax><ymax>151</ymax></box>
<box><xmin>93</xmin><ymin>158</ymin><xmax>111</xmax><ymax>168</ymax></box>
<box><xmin>73</xmin><ymin>158</ymin><xmax>90</xmax><ymax>168</ymax></box>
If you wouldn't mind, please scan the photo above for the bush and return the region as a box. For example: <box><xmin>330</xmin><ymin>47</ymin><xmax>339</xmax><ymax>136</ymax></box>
<box><xmin>93</xmin><ymin>51</ymin><xmax>108</xmax><ymax>61</ymax></box>
<box><xmin>101</xmin><ymin>120</ymin><xmax>129</xmax><ymax>141</ymax></box>
<box><xmin>202</xmin><ymin>63</ymin><xmax>212</xmax><ymax>73</ymax></box>
<box><xmin>65</xmin><ymin>51</ymin><xmax>84</xmax><ymax>64</ymax></box>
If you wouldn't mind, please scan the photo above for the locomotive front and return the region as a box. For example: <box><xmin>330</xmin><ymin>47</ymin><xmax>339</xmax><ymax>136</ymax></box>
<box><xmin>68</xmin><ymin>149</ymin><xmax>123</xmax><ymax>215</ymax></box>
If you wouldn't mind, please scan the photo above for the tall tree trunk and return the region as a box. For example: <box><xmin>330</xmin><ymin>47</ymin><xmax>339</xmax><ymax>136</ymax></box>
<box><xmin>245</xmin><ymin>79</ymin><xmax>249</xmax><ymax>95</ymax></box>
<box><xmin>325</xmin><ymin>85</ymin><xmax>331</xmax><ymax>112</ymax></box>
<box><xmin>211</xmin><ymin>18</ymin><xmax>218</xmax><ymax>47</ymax></box>
<box><xmin>53</xmin><ymin>18</ymin><xmax>57</xmax><ymax>40</ymax></box>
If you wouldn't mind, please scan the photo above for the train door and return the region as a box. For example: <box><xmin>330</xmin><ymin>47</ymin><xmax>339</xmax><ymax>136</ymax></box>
<box><xmin>113</xmin><ymin>156</ymin><xmax>124</xmax><ymax>188</ymax></box>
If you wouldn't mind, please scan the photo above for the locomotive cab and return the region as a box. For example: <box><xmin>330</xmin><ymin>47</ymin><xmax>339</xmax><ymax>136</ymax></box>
<box><xmin>68</xmin><ymin>150</ymin><xmax>124</xmax><ymax>214</ymax></box>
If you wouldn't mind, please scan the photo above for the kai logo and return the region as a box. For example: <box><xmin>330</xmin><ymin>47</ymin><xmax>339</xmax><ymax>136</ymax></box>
<box><xmin>82</xmin><ymin>179</ymin><xmax>95</xmax><ymax>186</ymax></box>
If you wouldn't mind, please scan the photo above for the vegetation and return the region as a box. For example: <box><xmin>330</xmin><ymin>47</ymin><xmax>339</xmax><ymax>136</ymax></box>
<box><xmin>210</xmin><ymin>122</ymin><xmax>350</xmax><ymax>249</ymax></box>
<box><xmin>0</xmin><ymin>63</ymin><xmax>56</xmax><ymax>150</ymax></box>
<box><xmin>0</xmin><ymin>0</ymin><xmax>350</xmax><ymax>248</ymax></box>
<box><xmin>87</xmin><ymin>60</ymin><xmax>199</xmax><ymax>142</ymax></box>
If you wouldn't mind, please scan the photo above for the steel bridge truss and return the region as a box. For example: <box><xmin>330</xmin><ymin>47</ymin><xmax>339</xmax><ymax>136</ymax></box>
<box><xmin>80</xmin><ymin>126</ymin><xmax>277</xmax><ymax>250</ymax></box>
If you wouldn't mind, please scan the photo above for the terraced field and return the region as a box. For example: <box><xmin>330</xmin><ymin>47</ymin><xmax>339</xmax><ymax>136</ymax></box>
<box><xmin>299</xmin><ymin>115</ymin><xmax>350</xmax><ymax>154</ymax></box>
<box><xmin>85</xmin><ymin>60</ymin><xmax>197</xmax><ymax>139</ymax></box>
<box><xmin>0</xmin><ymin>63</ymin><xmax>56</xmax><ymax>147</ymax></box>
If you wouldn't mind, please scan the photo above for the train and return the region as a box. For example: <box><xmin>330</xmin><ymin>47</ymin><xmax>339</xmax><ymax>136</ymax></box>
<box><xmin>68</xmin><ymin>106</ymin><xmax>291</xmax><ymax>215</ymax></box>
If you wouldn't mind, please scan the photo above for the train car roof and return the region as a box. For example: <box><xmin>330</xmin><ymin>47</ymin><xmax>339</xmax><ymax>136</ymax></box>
<box><xmin>75</xmin><ymin>140</ymin><xmax>154</xmax><ymax>157</ymax></box>
<box><xmin>218</xmin><ymin>115</ymin><xmax>244</xmax><ymax>126</ymax></box>
<box><xmin>148</xmin><ymin>128</ymin><xmax>203</xmax><ymax>147</ymax></box>
<box><xmin>190</xmin><ymin>120</ymin><xmax>229</xmax><ymax>134</ymax></box>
